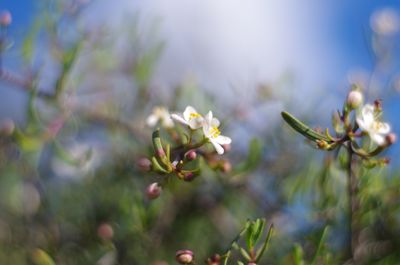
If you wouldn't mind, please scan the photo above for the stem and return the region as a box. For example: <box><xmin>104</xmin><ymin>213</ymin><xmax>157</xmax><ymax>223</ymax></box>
<box><xmin>347</xmin><ymin>145</ymin><xmax>359</xmax><ymax>260</ymax></box>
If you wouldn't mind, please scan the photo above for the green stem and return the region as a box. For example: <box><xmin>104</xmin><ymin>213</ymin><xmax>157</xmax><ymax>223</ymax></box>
<box><xmin>347</xmin><ymin>145</ymin><xmax>358</xmax><ymax>260</ymax></box>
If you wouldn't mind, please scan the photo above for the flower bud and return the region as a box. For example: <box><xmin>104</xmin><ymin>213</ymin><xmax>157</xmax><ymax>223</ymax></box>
<box><xmin>386</xmin><ymin>133</ymin><xmax>397</xmax><ymax>145</ymax></box>
<box><xmin>0</xmin><ymin>118</ymin><xmax>15</xmax><ymax>136</ymax></box>
<box><xmin>176</xmin><ymin>250</ymin><xmax>194</xmax><ymax>264</ymax></box>
<box><xmin>97</xmin><ymin>223</ymin><xmax>114</xmax><ymax>241</ymax></box>
<box><xmin>374</xmin><ymin>99</ymin><xmax>382</xmax><ymax>112</ymax></box>
<box><xmin>222</xmin><ymin>143</ymin><xmax>231</xmax><ymax>153</ymax></box>
<box><xmin>346</xmin><ymin>90</ymin><xmax>363</xmax><ymax>109</ymax></box>
<box><xmin>247</xmin><ymin>263</ymin><xmax>257</xmax><ymax>265</ymax></box>
<box><xmin>146</xmin><ymin>182</ymin><xmax>162</xmax><ymax>200</ymax></box>
<box><xmin>137</xmin><ymin>157</ymin><xmax>152</xmax><ymax>172</ymax></box>
<box><xmin>183</xmin><ymin>172</ymin><xmax>196</xmax><ymax>182</ymax></box>
<box><xmin>221</xmin><ymin>160</ymin><xmax>232</xmax><ymax>173</ymax></box>
<box><xmin>0</xmin><ymin>11</ymin><xmax>11</xmax><ymax>27</ymax></box>
<box><xmin>185</xmin><ymin>150</ymin><xmax>197</xmax><ymax>161</ymax></box>
<box><xmin>206</xmin><ymin>254</ymin><xmax>221</xmax><ymax>265</ymax></box>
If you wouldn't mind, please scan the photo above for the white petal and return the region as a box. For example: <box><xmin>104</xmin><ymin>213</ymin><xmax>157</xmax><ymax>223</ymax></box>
<box><xmin>210</xmin><ymin>139</ymin><xmax>225</xmax><ymax>155</ymax></box>
<box><xmin>183</xmin><ymin>106</ymin><xmax>198</xmax><ymax>121</ymax></box>
<box><xmin>205</xmin><ymin>111</ymin><xmax>213</xmax><ymax>125</ymax></box>
<box><xmin>356</xmin><ymin>118</ymin><xmax>367</xmax><ymax>131</ymax></box>
<box><xmin>370</xmin><ymin>133</ymin><xmax>385</xmax><ymax>145</ymax></box>
<box><xmin>378</xmin><ymin>122</ymin><xmax>391</xmax><ymax>134</ymax></box>
<box><xmin>171</xmin><ymin>114</ymin><xmax>188</xmax><ymax>125</ymax></box>
<box><xmin>162</xmin><ymin>117</ymin><xmax>174</xmax><ymax>128</ymax></box>
<box><xmin>188</xmin><ymin>117</ymin><xmax>204</xmax><ymax>129</ymax></box>
<box><xmin>202</xmin><ymin>123</ymin><xmax>212</xmax><ymax>138</ymax></box>
<box><xmin>215</xmin><ymin>135</ymin><xmax>232</xmax><ymax>145</ymax></box>
<box><xmin>211</xmin><ymin>118</ymin><xmax>220</xmax><ymax>127</ymax></box>
<box><xmin>362</xmin><ymin>104</ymin><xmax>375</xmax><ymax>126</ymax></box>
<box><xmin>146</xmin><ymin>115</ymin><xmax>158</xmax><ymax>127</ymax></box>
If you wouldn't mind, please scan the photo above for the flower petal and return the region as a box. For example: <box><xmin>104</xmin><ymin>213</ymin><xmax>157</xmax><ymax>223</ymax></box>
<box><xmin>183</xmin><ymin>106</ymin><xmax>198</xmax><ymax>121</ymax></box>
<box><xmin>188</xmin><ymin>117</ymin><xmax>204</xmax><ymax>129</ymax></box>
<box><xmin>362</xmin><ymin>104</ymin><xmax>375</xmax><ymax>126</ymax></box>
<box><xmin>211</xmin><ymin>117</ymin><xmax>220</xmax><ymax>127</ymax></box>
<box><xmin>210</xmin><ymin>139</ymin><xmax>225</xmax><ymax>155</ymax></box>
<box><xmin>370</xmin><ymin>133</ymin><xmax>386</xmax><ymax>146</ymax></box>
<box><xmin>378</xmin><ymin>122</ymin><xmax>391</xmax><ymax>134</ymax></box>
<box><xmin>171</xmin><ymin>114</ymin><xmax>188</xmax><ymax>126</ymax></box>
<box><xmin>146</xmin><ymin>114</ymin><xmax>158</xmax><ymax>127</ymax></box>
<box><xmin>215</xmin><ymin>135</ymin><xmax>232</xmax><ymax>145</ymax></box>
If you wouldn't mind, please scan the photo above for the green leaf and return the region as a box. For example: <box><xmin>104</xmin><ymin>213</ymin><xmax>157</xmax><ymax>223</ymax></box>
<box><xmin>240</xmin><ymin>247</ymin><xmax>251</xmax><ymax>261</ymax></box>
<box><xmin>310</xmin><ymin>227</ymin><xmax>329</xmax><ymax>265</ymax></box>
<box><xmin>281</xmin><ymin>111</ymin><xmax>330</xmax><ymax>142</ymax></box>
<box><xmin>293</xmin><ymin>244</ymin><xmax>305</xmax><ymax>265</ymax></box>
<box><xmin>31</xmin><ymin>249</ymin><xmax>55</xmax><ymax>265</ymax></box>
<box><xmin>151</xmin><ymin>156</ymin><xmax>169</xmax><ymax>174</ymax></box>
<box><xmin>255</xmin><ymin>224</ymin><xmax>274</xmax><ymax>262</ymax></box>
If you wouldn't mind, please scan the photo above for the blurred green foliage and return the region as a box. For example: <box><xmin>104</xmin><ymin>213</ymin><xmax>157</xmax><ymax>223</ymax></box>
<box><xmin>0</xmin><ymin>1</ymin><xmax>399</xmax><ymax>265</ymax></box>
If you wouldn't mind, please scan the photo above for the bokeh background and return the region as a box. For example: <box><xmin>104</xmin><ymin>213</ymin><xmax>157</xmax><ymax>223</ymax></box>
<box><xmin>0</xmin><ymin>0</ymin><xmax>400</xmax><ymax>264</ymax></box>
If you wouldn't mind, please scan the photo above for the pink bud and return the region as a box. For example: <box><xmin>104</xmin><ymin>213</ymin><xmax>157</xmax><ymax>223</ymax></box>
<box><xmin>137</xmin><ymin>157</ymin><xmax>152</xmax><ymax>172</ymax></box>
<box><xmin>146</xmin><ymin>182</ymin><xmax>162</xmax><ymax>200</ymax></box>
<box><xmin>221</xmin><ymin>160</ymin><xmax>232</xmax><ymax>173</ymax></box>
<box><xmin>97</xmin><ymin>223</ymin><xmax>114</xmax><ymax>241</ymax></box>
<box><xmin>247</xmin><ymin>263</ymin><xmax>257</xmax><ymax>265</ymax></box>
<box><xmin>386</xmin><ymin>133</ymin><xmax>397</xmax><ymax>145</ymax></box>
<box><xmin>346</xmin><ymin>90</ymin><xmax>363</xmax><ymax>109</ymax></box>
<box><xmin>176</xmin><ymin>250</ymin><xmax>194</xmax><ymax>264</ymax></box>
<box><xmin>222</xmin><ymin>144</ymin><xmax>231</xmax><ymax>153</ymax></box>
<box><xmin>0</xmin><ymin>118</ymin><xmax>15</xmax><ymax>136</ymax></box>
<box><xmin>183</xmin><ymin>172</ymin><xmax>196</xmax><ymax>182</ymax></box>
<box><xmin>185</xmin><ymin>150</ymin><xmax>197</xmax><ymax>161</ymax></box>
<box><xmin>0</xmin><ymin>11</ymin><xmax>11</xmax><ymax>27</ymax></box>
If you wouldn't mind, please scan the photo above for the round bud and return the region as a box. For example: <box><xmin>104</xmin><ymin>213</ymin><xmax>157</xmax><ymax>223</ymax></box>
<box><xmin>346</xmin><ymin>90</ymin><xmax>363</xmax><ymax>109</ymax></box>
<box><xmin>176</xmin><ymin>250</ymin><xmax>194</xmax><ymax>264</ymax></box>
<box><xmin>183</xmin><ymin>172</ymin><xmax>196</xmax><ymax>182</ymax></box>
<box><xmin>386</xmin><ymin>133</ymin><xmax>397</xmax><ymax>145</ymax></box>
<box><xmin>222</xmin><ymin>144</ymin><xmax>231</xmax><ymax>153</ymax></box>
<box><xmin>97</xmin><ymin>223</ymin><xmax>114</xmax><ymax>241</ymax></box>
<box><xmin>0</xmin><ymin>118</ymin><xmax>15</xmax><ymax>136</ymax></box>
<box><xmin>137</xmin><ymin>157</ymin><xmax>152</xmax><ymax>172</ymax></box>
<box><xmin>185</xmin><ymin>150</ymin><xmax>197</xmax><ymax>161</ymax></box>
<box><xmin>206</xmin><ymin>254</ymin><xmax>221</xmax><ymax>265</ymax></box>
<box><xmin>0</xmin><ymin>11</ymin><xmax>11</xmax><ymax>27</ymax></box>
<box><xmin>146</xmin><ymin>182</ymin><xmax>162</xmax><ymax>200</ymax></box>
<box><xmin>247</xmin><ymin>263</ymin><xmax>257</xmax><ymax>265</ymax></box>
<box><xmin>221</xmin><ymin>160</ymin><xmax>232</xmax><ymax>173</ymax></box>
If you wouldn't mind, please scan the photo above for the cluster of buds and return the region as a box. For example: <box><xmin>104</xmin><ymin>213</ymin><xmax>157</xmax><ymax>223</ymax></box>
<box><xmin>141</xmin><ymin>106</ymin><xmax>232</xmax><ymax>199</ymax></box>
<box><xmin>282</xmin><ymin>86</ymin><xmax>396</xmax><ymax>165</ymax></box>
<box><xmin>174</xmin><ymin>219</ymin><xmax>272</xmax><ymax>265</ymax></box>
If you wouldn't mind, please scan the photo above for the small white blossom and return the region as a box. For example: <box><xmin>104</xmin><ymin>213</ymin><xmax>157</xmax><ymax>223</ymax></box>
<box><xmin>171</xmin><ymin>106</ymin><xmax>204</xmax><ymax>129</ymax></box>
<box><xmin>203</xmin><ymin>111</ymin><xmax>231</xmax><ymax>155</ymax></box>
<box><xmin>356</xmin><ymin>104</ymin><xmax>391</xmax><ymax>145</ymax></box>
<box><xmin>146</xmin><ymin>106</ymin><xmax>174</xmax><ymax>128</ymax></box>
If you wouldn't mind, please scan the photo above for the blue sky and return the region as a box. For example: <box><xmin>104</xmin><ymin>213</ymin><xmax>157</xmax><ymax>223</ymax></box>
<box><xmin>1</xmin><ymin>1</ymin><xmax>399</xmax><ymax>158</ymax></box>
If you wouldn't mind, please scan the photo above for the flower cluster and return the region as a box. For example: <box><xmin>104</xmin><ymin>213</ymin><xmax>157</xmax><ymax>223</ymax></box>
<box><xmin>282</xmin><ymin>87</ymin><xmax>396</xmax><ymax>165</ymax></box>
<box><xmin>142</xmin><ymin>106</ymin><xmax>232</xmax><ymax>200</ymax></box>
<box><xmin>171</xmin><ymin>106</ymin><xmax>232</xmax><ymax>155</ymax></box>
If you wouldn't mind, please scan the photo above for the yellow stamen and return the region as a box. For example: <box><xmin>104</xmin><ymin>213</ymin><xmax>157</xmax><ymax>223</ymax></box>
<box><xmin>209</xmin><ymin>126</ymin><xmax>220</xmax><ymax>138</ymax></box>
<box><xmin>189</xmin><ymin>112</ymin><xmax>201</xmax><ymax>120</ymax></box>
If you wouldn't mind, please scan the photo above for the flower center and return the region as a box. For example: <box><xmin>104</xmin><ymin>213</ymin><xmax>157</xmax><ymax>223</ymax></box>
<box><xmin>209</xmin><ymin>126</ymin><xmax>220</xmax><ymax>138</ymax></box>
<box><xmin>189</xmin><ymin>112</ymin><xmax>201</xmax><ymax>120</ymax></box>
<box><xmin>373</xmin><ymin>121</ymin><xmax>384</xmax><ymax>131</ymax></box>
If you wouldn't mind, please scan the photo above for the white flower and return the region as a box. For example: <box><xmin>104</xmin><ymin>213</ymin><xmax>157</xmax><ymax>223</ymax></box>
<box><xmin>356</xmin><ymin>104</ymin><xmax>391</xmax><ymax>145</ymax></box>
<box><xmin>171</xmin><ymin>106</ymin><xmax>204</xmax><ymax>129</ymax></box>
<box><xmin>203</xmin><ymin>111</ymin><xmax>231</xmax><ymax>155</ymax></box>
<box><xmin>146</xmin><ymin>106</ymin><xmax>174</xmax><ymax>128</ymax></box>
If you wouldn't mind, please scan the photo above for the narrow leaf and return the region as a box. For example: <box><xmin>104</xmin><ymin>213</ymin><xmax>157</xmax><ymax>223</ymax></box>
<box><xmin>281</xmin><ymin>111</ymin><xmax>330</xmax><ymax>142</ymax></box>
